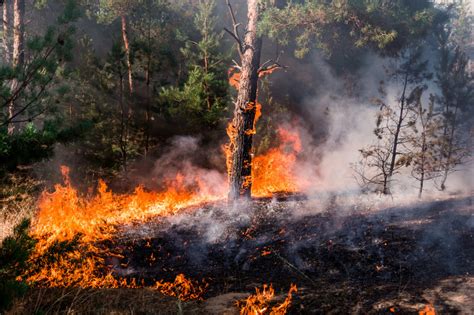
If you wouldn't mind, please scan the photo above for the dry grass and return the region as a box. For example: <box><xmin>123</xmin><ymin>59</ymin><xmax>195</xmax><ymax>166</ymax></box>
<box><xmin>0</xmin><ymin>168</ymin><xmax>43</xmax><ymax>242</ymax></box>
<box><xmin>7</xmin><ymin>287</ymin><xmax>210</xmax><ymax>315</ymax></box>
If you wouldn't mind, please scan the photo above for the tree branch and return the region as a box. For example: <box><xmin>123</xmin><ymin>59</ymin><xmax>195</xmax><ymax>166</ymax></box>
<box><xmin>225</xmin><ymin>0</ymin><xmax>243</xmax><ymax>60</ymax></box>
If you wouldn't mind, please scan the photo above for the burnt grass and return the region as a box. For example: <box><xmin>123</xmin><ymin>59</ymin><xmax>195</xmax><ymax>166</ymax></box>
<box><xmin>100</xmin><ymin>194</ymin><xmax>473</xmax><ymax>314</ymax></box>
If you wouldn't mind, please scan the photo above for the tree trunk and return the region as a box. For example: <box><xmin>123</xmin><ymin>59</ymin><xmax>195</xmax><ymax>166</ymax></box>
<box><xmin>385</xmin><ymin>72</ymin><xmax>409</xmax><ymax>194</ymax></box>
<box><xmin>8</xmin><ymin>0</ymin><xmax>24</xmax><ymax>135</ymax></box>
<box><xmin>228</xmin><ymin>0</ymin><xmax>262</xmax><ymax>201</ymax></box>
<box><xmin>121</xmin><ymin>15</ymin><xmax>133</xmax><ymax>95</ymax></box>
<box><xmin>439</xmin><ymin>104</ymin><xmax>459</xmax><ymax>190</ymax></box>
<box><xmin>418</xmin><ymin>134</ymin><xmax>426</xmax><ymax>198</ymax></box>
<box><xmin>119</xmin><ymin>71</ymin><xmax>127</xmax><ymax>172</ymax></box>
<box><xmin>2</xmin><ymin>1</ymin><xmax>10</xmax><ymax>64</ymax></box>
<box><xmin>144</xmin><ymin>55</ymin><xmax>151</xmax><ymax>159</ymax></box>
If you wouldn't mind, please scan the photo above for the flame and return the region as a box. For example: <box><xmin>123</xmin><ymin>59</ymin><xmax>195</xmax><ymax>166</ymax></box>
<box><xmin>252</xmin><ymin>127</ymin><xmax>304</xmax><ymax>197</ymax></box>
<box><xmin>238</xmin><ymin>284</ymin><xmax>297</xmax><ymax>315</ymax></box>
<box><xmin>32</xmin><ymin>166</ymin><xmax>223</xmax><ymax>251</ymax></box>
<box><xmin>226</xmin><ymin>66</ymin><xmax>304</xmax><ymax>197</ymax></box>
<box><xmin>419</xmin><ymin>304</ymin><xmax>436</xmax><ymax>315</ymax></box>
<box><xmin>154</xmin><ymin>274</ymin><xmax>207</xmax><ymax>301</ymax></box>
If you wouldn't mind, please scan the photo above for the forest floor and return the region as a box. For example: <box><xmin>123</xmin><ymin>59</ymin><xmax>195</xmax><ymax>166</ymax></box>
<box><xmin>9</xmin><ymin>192</ymin><xmax>473</xmax><ymax>314</ymax></box>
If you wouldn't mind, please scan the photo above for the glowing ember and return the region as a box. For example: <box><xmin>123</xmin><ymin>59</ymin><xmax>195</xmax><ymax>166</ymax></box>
<box><xmin>154</xmin><ymin>274</ymin><xmax>207</xmax><ymax>301</ymax></box>
<box><xmin>238</xmin><ymin>284</ymin><xmax>297</xmax><ymax>315</ymax></box>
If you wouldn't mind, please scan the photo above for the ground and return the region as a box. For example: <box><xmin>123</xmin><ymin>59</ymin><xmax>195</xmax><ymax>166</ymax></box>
<box><xmin>8</xmin><ymin>194</ymin><xmax>474</xmax><ymax>314</ymax></box>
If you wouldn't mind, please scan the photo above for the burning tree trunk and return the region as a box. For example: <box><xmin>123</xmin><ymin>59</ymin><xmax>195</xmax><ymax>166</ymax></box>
<box><xmin>227</xmin><ymin>0</ymin><xmax>262</xmax><ymax>201</ymax></box>
<box><xmin>8</xmin><ymin>0</ymin><xmax>24</xmax><ymax>135</ymax></box>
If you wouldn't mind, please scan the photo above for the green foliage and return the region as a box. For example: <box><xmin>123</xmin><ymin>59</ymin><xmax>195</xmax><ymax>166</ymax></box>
<box><xmin>260</xmin><ymin>0</ymin><xmax>439</xmax><ymax>61</ymax></box>
<box><xmin>0</xmin><ymin>219</ymin><xmax>37</xmax><ymax>312</ymax></box>
<box><xmin>0</xmin><ymin>1</ymin><xmax>80</xmax><ymax>130</ymax></box>
<box><xmin>0</xmin><ymin>119</ymin><xmax>87</xmax><ymax>171</ymax></box>
<box><xmin>160</xmin><ymin>0</ymin><xmax>229</xmax><ymax>130</ymax></box>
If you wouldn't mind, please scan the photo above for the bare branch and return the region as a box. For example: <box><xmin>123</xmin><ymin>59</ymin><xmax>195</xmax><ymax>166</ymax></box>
<box><xmin>225</xmin><ymin>0</ymin><xmax>243</xmax><ymax>59</ymax></box>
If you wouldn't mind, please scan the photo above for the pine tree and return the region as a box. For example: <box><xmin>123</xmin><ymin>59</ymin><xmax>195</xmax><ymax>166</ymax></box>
<box><xmin>355</xmin><ymin>44</ymin><xmax>432</xmax><ymax>194</ymax></box>
<box><xmin>433</xmin><ymin>3</ymin><xmax>473</xmax><ymax>190</ymax></box>
<box><xmin>409</xmin><ymin>94</ymin><xmax>443</xmax><ymax>198</ymax></box>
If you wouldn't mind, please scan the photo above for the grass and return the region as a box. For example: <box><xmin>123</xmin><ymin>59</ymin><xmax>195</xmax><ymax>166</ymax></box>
<box><xmin>0</xmin><ymin>168</ymin><xmax>43</xmax><ymax>243</ymax></box>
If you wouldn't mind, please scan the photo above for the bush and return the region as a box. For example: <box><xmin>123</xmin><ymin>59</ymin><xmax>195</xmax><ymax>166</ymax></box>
<box><xmin>0</xmin><ymin>219</ymin><xmax>37</xmax><ymax>312</ymax></box>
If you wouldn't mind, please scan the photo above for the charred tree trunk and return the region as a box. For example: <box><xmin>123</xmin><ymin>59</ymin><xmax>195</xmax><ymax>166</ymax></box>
<box><xmin>8</xmin><ymin>0</ymin><xmax>24</xmax><ymax>135</ymax></box>
<box><xmin>228</xmin><ymin>0</ymin><xmax>262</xmax><ymax>201</ymax></box>
<box><xmin>2</xmin><ymin>1</ymin><xmax>11</xmax><ymax>64</ymax></box>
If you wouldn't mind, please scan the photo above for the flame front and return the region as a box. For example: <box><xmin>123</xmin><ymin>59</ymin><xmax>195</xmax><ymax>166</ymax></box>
<box><xmin>32</xmin><ymin>166</ymin><xmax>223</xmax><ymax>251</ymax></box>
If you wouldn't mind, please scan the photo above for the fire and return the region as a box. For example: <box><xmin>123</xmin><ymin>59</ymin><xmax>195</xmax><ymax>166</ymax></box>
<box><xmin>419</xmin><ymin>304</ymin><xmax>436</xmax><ymax>315</ymax></box>
<box><xmin>26</xmin><ymin>65</ymin><xmax>304</xmax><ymax>289</ymax></box>
<box><xmin>252</xmin><ymin>127</ymin><xmax>304</xmax><ymax>197</ymax></box>
<box><xmin>226</xmin><ymin>65</ymin><xmax>304</xmax><ymax>197</ymax></box>
<box><xmin>238</xmin><ymin>284</ymin><xmax>297</xmax><ymax>315</ymax></box>
<box><xmin>154</xmin><ymin>274</ymin><xmax>207</xmax><ymax>301</ymax></box>
<box><xmin>32</xmin><ymin>166</ymin><xmax>223</xmax><ymax>251</ymax></box>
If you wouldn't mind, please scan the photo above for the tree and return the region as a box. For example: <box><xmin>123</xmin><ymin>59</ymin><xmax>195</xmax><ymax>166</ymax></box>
<box><xmin>107</xmin><ymin>40</ymin><xmax>130</xmax><ymax>171</ymax></box>
<box><xmin>226</xmin><ymin>0</ymin><xmax>264</xmax><ymax>201</ymax></box>
<box><xmin>408</xmin><ymin>94</ymin><xmax>443</xmax><ymax>198</ymax></box>
<box><xmin>384</xmin><ymin>45</ymin><xmax>432</xmax><ymax>193</ymax></box>
<box><xmin>433</xmin><ymin>3</ymin><xmax>473</xmax><ymax>191</ymax></box>
<box><xmin>2</xmin><ymin>0</ymin><xmax>11</xmax><ymax>65</ymax></box>
<box><xmin>0</xmin><ymin>1</ymin><xmax>79</xmax><ymax>132</ymax></box>
<box><xmin>355</xmin><ymin>45</ymin><xmax>432</xmax><ymax>194</ymax></box>
<box><xmin>86</xmin><ymin>0</ymin><xmax>139</xmax><ymax>95</ymax></box>
<box><xmin>160</xmin><ymin>0</ymin><xmax>229</xmax><ymax>133</ymax></box>
<box><xmin>224</xmin><ymin>0</ymin><xmax>440</xmax><ymax>201</ymax></box>
<box><xmin>7</xmin><ymin>0</ymin><xmax>24</xmax><ymax>135</ymax></box>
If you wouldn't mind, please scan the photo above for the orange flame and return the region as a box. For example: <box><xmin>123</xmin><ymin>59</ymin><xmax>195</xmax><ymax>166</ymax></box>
<box><xmin>238</xmin><ymin>284</ymin><xmax>297</xmax><ymax>315</ymax></box>
<box><xmin>226</xmin><ymin>65</ymin><xmax>303</xmax><ymax>197</ymax></box>
<box><xmin>154</xmin><ymin>274</ymin><xmax>207</xmax><ymax>301</ymax></box>
<box><xmin>419</xmin><ymin>304</ymin><xmax>436</xmax><ymax>315</ymax></box>
<box><xmin>252</xmin><ymin>127</ymin><xmax>304</xmax><ymax>197</ymax></box>
<box><xmin>32</xmin><ymin>166</ymin><xmax>223</xmax><ymax>251</ymax></box>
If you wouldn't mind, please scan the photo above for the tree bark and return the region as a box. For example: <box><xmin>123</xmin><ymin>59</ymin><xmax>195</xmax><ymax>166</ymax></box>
<box><xmin>228</xmin><ymin>0</ymin><xmax>262</xmax><ymax>201</ymax></box>
<box><xmin>2</xmin><ymin>1</ymin><xmax>10</xmax><ymax>64</ymax></box>
<box><xmin>8</xmin><ymin>0</ymin><xmax>24</xmax><ymax>135</ymax></box>
<box><xmin>121</xmin><ymin>15</ymin><xmax>133</xmax><ymax>95</ymax></box>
